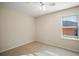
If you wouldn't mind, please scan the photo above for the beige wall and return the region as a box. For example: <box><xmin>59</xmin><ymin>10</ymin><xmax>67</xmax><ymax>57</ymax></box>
<box><xmin>1</xmin><ymin>4</ymin><xmax>79</xmax><ymax>53</ymax></box>
<box><xmin>0</xmin><ymin>5</ymin><xmax>35</xmax><ymax>52</ymax></box>
<box><xmin>36</xmin><ymin>6</ymin><xmax>79</xmax><ymax>52</ymax></box>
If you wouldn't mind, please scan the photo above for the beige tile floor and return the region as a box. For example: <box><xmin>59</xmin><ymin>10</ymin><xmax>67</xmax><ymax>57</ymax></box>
<box><xmin>0</xmin><ymin>41</ymin><xmax>79</xmax><ymax>56</ymax></box>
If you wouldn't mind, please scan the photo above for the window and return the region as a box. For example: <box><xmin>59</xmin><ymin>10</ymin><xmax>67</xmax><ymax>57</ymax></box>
<box><xmin>62</xmin><ymin>15</ymin><xmax>78</xmax><ymax>40</ymax></box>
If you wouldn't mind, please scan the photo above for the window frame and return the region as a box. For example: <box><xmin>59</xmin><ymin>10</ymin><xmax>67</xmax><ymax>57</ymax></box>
<box><xmin>61</xmin><ymin>15</ymin><xmax>79</xmax><ymax>40</ymax></box>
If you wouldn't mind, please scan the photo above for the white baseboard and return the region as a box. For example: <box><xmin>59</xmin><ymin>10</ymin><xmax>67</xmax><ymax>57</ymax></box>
<box><xmin>36</xmin><ymin>40</ymin><xmax>79</xmax><ymax>53</ymax></box>
<box><xmin>0</xmin><ymin>40</ymin><xmax>34</xmax><ymax>53</ymax></box>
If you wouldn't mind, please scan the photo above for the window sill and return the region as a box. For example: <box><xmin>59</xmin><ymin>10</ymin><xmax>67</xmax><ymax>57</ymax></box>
<box><xmin>62</xmin><ymin>36</ymin><xmax>78</xmax><ymax>40</ymax></box>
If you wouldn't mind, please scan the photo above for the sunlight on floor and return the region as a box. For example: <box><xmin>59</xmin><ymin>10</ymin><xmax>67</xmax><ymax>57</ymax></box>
<box><xmin>1</xmin><ymin>42</ymin><xmax>79</xmax><ymax>56</ymax></box>
<box><xmin>20</xmin><ymin>50</ymin><xmax>59</xmax><ymax>56</ymax></box>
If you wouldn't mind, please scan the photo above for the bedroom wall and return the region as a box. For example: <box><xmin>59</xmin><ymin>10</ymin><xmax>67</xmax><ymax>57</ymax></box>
<box><xmin>0</xmin><ymin>5</ymin><xmax>35</xmax><ymax>52</ymax></box>
<box><xmin>36</xmin><ymin>6</ymin><xmax>79</xmax><ymax>52</ymax></box>
<box><xmin>0</xmin><ymin>3</ymin><xmax>79</xmax><ymax>53</ymax></box>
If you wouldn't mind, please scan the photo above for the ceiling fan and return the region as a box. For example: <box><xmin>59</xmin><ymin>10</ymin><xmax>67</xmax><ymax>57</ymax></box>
<box><xmin>39</xmin><ymin>2</ymin><xmax>56</xmax><ymax>11</ymax></box>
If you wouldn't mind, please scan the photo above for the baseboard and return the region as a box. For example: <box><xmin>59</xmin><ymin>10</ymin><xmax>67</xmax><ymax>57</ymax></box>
<box><xmin>1</xmin><ymin>40</ymin><xmax>79</xmax><ymax>54</ymax></box>
<box><xmin>0</xmin><ymin>40</ymin><xmax>34</xmax><ymax>53</ymax></box>
<box><xmin>36</xmin><ymin>40</ymin><xmax>79</xmax><ymax>53</ymax></box>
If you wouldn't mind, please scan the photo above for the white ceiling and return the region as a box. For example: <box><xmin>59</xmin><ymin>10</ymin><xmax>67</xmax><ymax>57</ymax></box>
<box><xmin>1</xmin><ymin>2</ymin><xmax>79</xmax><ymax>17</ymax></box>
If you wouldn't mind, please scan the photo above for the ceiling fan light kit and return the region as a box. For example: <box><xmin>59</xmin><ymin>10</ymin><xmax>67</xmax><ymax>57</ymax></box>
<box><xmin>40</xmin><ymin>2</ymin><xmax>56</xmax><ymax>11</ymax></box>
